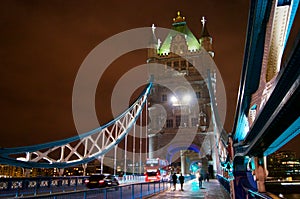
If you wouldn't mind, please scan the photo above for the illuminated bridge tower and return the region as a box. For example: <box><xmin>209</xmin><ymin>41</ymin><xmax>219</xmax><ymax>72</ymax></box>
<box><xmin>147</xmin><ymin>12</ymin><xmax>217</xmax><ymax>176</ymax></box>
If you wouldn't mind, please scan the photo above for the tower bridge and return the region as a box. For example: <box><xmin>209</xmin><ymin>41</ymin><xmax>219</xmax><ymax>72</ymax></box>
<box><xmin>147</xmin><ymin>11</ymin><xmax>219</xmax><ymax>177</ymax></box>
<box><xmin>0</xmin><ymin>0</ymin><xmax>300</xmax><ymax>198</ymax></box>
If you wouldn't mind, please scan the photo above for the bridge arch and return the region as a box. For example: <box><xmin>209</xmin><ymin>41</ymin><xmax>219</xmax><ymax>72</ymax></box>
<box><xmin>166</xmin><ymin>143</ymin><xmax>200</xmax><ymax>163</ymax></box>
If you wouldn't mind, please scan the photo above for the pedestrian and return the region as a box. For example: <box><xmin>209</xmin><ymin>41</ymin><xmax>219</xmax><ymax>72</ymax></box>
<box><xmin>172</xmin><ymin>173</ymin><xmax>177</xmax><ymax>190</ymax></box>
<box><xmin>179</xmin><ymin>173</ymin><xmax>184</xmax><ymax>191</ymax></box>
<box><xmin>206</xmin><ymin>171</ymin><xmax>210</xmax><ymax>182</ymax></box>
<box><xmin>198</xmin><ymin>174</ymin><xmax>203</xmax><ymax>188</ymax></box>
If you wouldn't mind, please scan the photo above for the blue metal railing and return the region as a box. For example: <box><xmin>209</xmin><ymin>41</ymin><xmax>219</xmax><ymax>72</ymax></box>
<box><xmin>0</xmin><ymin>175</ymin><xmax>169</xmax><ymax>198</ymax></box>
<box><xmin>30</xmin><ymin>181</ymin><xmax>169</xmax><ymax>199</ymax></box>
<box><xmin>247</xmin><ymin>189</ymin><xmax>273</xmax><ymax>199</ymax></box>
<box><xmin>0</xmin><ymin>176</ymin><xmax>87</xmax><ymax>198</ymax></box>
<box><xmin>216</xmin><ymin>174</ymin><xmax>230</xmax><ymax>193</ymax></box>
<box><xmin>0</xmin><ymin>177</ymin><xmax>169</xmax><ymax>199</ymax></box>
<box><xmin>216</xmin><ymin>174</ymin><xmax>281</xmax><ymax>199</ymax></box>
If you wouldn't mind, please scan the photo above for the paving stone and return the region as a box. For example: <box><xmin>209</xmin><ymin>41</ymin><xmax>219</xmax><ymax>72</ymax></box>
<box><xmin>148</xmin><ymin>179</ymin><xmax>230</xmax><ymax>199</ymax></box>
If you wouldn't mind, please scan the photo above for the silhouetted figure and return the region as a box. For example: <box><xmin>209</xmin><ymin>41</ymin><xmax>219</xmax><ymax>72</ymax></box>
<box><xmin>198</xmin><ymin>174</ymin><xmax>203</xmax><ymax>188</ymax></box>
<box><xmin>179</xmin><ymin>173</ymin><xmax>184</xmax><ymax>191</ymax></box>
<box><xmin>206</xmin><ymin>171</ymin><xmax>210</xmax><ymax>182</ymax></box>
<box><xmin>172</xmin><ymin>173</ymin><xmax>177</xmax><ymax>190</ymax></box>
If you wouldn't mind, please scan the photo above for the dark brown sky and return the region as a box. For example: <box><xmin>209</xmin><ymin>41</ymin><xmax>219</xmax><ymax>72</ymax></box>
<box><xmin>0</xmin><ymin>1</ymin><xmax>299</xmax><ymax>156</ymax></box>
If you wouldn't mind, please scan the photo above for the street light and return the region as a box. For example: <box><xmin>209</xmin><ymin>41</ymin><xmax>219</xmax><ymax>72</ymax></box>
<box><xmin>170</xmin><ymin>95</ymin><xmax>178</xmax><ymax>106</ymax></box>
<box><xmin>170</xmin><ymin>93</ymin><xmax>192</xmax><ymax>106</ymax></box>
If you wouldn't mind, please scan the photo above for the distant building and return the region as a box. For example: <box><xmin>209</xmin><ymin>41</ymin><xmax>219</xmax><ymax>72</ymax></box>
<box><xmin>0</xmin><ymin>164</ymin><xmax>23</xmax><ymax>177</ymax></box>
<box><xmin>267</xmin><ymin>151</ymin><xmax>300</xmax><ymax>179</ymax></box>
<box><xmin>0</xmin><ymin>164</ymin><xmax>57</xmax><ymax>177</ymax></box>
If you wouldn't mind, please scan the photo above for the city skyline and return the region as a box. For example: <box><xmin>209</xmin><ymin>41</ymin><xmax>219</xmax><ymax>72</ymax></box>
<box><xmin>0</xmin><ymin>1</ymin><xmax>299</xmax><ymax>157</ymax></box>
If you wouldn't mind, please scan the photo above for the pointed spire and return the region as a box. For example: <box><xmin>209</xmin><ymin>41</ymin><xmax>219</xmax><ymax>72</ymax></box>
<box><xmin>200</xmin><ymin>16</ymin><xmax>211</xmax><ymax>37</ymax></box>
<box><xmin>150</xmin><ymin>24</ymin><xmax>158</xmax><ymax>45</ymax></box>
<box><xmin>148</xmin><ymin>24</ymin><xmax>159</xmax><ymax>58</ymax></box>
<box><xmin>173</xmin><ymin>11</ymin><xmax>186</xmax><ymax>23</ymax></box>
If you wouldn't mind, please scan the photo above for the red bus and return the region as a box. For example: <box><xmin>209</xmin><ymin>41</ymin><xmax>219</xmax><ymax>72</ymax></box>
<box><xmin>144</xmin><ymin>158</ymin><xmax>169</xmax><ymax>182</ymax></box>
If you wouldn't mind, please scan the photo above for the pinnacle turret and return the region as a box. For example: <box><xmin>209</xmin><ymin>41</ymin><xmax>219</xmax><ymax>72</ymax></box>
<box><xmin>200</xmin><ymin>16</ymin><xmax>211</xmax><ymax>38</ymax></box>
<box><xmin>199</xmin><ymin>16</ymin><xmax>214</xmax><ymax>58</ymax></box>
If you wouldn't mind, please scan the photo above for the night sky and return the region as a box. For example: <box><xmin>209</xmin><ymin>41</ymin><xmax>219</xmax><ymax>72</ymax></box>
<box><xmin>0</xmin><ymin>1</ymin><xmax>299</xmax><ymax>157</ymax></box>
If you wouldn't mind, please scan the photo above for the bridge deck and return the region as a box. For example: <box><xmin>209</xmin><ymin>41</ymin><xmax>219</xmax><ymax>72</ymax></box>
<box><xmin>147</xmin><ymin>179</ymin><xmax>230</xmax><ymax>199</ymax></box>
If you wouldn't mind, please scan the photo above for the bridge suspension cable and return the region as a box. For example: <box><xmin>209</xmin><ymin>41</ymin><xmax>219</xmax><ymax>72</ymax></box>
<box><xmin>0</xmin><ymin>80</ymin><xmax>152</xmax><ymax>169</ymax></box>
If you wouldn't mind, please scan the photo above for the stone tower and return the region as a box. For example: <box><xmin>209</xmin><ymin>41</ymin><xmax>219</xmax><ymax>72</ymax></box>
<box><xmin>147</xmin><ymin>12</ymin><xmax>217</xmax><ymax>175</ymax></box>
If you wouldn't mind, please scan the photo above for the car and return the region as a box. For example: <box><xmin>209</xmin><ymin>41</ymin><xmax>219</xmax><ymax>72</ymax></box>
<box><xmin>85</xmin><ymin>174</ymin><xmax>119</xmax><ymax>189</ymax></box>
<box><xmin>104</xmin><ymin>174</ymin><xmax>120</xmax><ymax>187</ymax></box>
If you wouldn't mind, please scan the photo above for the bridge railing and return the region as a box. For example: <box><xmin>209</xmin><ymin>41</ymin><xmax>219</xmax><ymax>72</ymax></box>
<box><xmin>0</xmin><ymin>175</ymin><xmax>147</xmax><ymax>198</ymax></box>
<box><xmin>38</xmin><ymin>181</ymin><xmax>169</xmax><ymax>199</ymax></box>
<box><xmin>0</xmin><ymin>176</ymin><xmax>87</xmax><ymax>198</ymax></box>
<box><xmin>216</xmin><ymin>174</ymin><xmax>230</xmax><ymax>193</ymax></box>
<box><xmin>118</xmin><ymin>175</ymin><xmax>145</xmax><ymax>183</ymax></box>
<box><xmin>216</xmin><ymin>174</ymin><xmax>280</xmax><ymax>199</ymax></box>
<box><xmin>247</xmin><ymin>189</ymin><xmax>273</xmax><ymax>199</ymax></box>
<box><xmin>0</xmin><ymin>177</ymin><xmax>169</xmax><ymax>199</ymax></box>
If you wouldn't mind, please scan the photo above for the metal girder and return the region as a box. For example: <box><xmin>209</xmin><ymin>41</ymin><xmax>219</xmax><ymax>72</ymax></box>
<box><xmin>0</xmin><ymin>81</ymin><xmax>152</xmax><ymax>168</ymax></box>
<box><xmin>236</xmin><ymin>32</ymin><xmax>300</xmax><ymax>157</ymax></box>
<box><xmin>232</xmin><ymin>0</ymin><xmax>273</xmax><ymax>142</ymax></box>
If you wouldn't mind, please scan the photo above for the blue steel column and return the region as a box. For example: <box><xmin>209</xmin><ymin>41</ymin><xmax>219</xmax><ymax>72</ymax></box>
<box><xmin>231</xmin><ymin>0</ymin><xmax>272</xmax><ymax>197</ymax></box>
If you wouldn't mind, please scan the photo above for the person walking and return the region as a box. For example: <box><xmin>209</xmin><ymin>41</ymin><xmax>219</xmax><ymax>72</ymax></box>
<box><xmin>172</xmin><ymin>173</ymin><xmax>177</xmax><ymax>190</ymax></box>
<box><xmin>179</xmin><ymin>173</ymin><xmax>185</xmax><ymax>191</ymax></box>
<box><xmin>198</xmin><ymin>173</ymin><xmax>203</xmax><ymax>188</ymax></box>
<box><xmin>206</xmin><ymin>171</ymin><xmax>210</xmax><ymax>182</ymax></box>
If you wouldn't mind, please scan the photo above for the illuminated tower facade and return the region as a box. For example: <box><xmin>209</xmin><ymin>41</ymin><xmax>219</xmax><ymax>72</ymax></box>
<box><xmin>147</xmin><ymin>12</ymin><xmax>217</xmax><ymax>176</ymax></box>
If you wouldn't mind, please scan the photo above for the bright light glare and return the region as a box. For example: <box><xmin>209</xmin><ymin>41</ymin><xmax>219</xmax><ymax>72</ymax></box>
<box><xmin>183</xmin><ymin>94</ymin><xmax>191</xmax><ymax>103</ymax></box>
<box><xmin>170</xmin><ymin>96</ymin><xmax>178</xmax><ymax>103</ymax></box>
<box><xmin>16</xmin><ymin>157</ymin><xmax>27</xmax><ymax>162</ymax></box>
<box><xmin>281</xmin><ymin>182</ymin><xmax>300</xmax><ymax>185</ymax></box>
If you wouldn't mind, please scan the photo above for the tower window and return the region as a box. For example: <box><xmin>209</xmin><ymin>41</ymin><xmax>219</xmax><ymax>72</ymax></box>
<box><xmin>166</xmin><ymin>119</ymin><xmax>173</xmax><ymax>128</ymax></box>
<box><xmin>175</xmin><ymin>115</ymin><xmax>181</xmax><ymax>127</ymax></box>
<box><xmin>180</xmin><ymin>60</ymin><xmax>186</xmax><ymax>67</ymax></box>
<box><xmin>161</xmin><ymin>94</ymin><xmax>167</xmax><ymax>102</ymax></box>
<box><xmin>173</xmin><ymin>61</ymin><xmax>179</xmax><ymax>68</ymax></box>
<box><xmin>196</xmin><ymin>92</ymin><xmax>201</xmax><ymax>99</ymax></box>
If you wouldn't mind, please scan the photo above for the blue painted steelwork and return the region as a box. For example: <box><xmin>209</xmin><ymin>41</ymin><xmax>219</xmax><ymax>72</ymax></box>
<box><xmin>228</xmin><ymin>0</ymin><xmax>300</xmax><ymax>198</ymax></box>
<box><xmin>233</xmin><ymin>0</ymin><xmax>273</xmax><ymax>142</ymax></box>
<box><xmin>264</xmin><ymin>117</ymin><xmax>300</xmax><ymax>156</ymax></box>
<box><xmin>0</xmin><ymin>80</ymin><xmax>153</xmax><ymax>168</ymax></box>
<box><xmin>280</xmin><ymin>0</ymin><xmax>299</xmax><ymax>48</ymax></box>
<box><xmin>231</xmin><ymin>0</ymin><xmax>299</xmax><ymax>153</ymax></box>
<box><xmin>217</xmin><ymin>174</ymin><xmax>295</xmax><ymax>199</ymax></box>
<box><xmin>216</xmin><ymin>174</ymin><xmax>230</xmax><ymax>193</ymax></box>
<box><xmin>233</xmin><ymin>0</ymin><xmax>299</xmax><ymax>146</ymax></box>
<box><xmin>237</xmin><ymin>31</ymin><xmax>300</xmax><ymax>157</ymax></box>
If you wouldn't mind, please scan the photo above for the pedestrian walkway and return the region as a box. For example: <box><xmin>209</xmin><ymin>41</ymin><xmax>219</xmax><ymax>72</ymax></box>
<box><xmin>147</xmin><ymin>179</ymin><xmax>230</xmax><ymax>199</ymax></box>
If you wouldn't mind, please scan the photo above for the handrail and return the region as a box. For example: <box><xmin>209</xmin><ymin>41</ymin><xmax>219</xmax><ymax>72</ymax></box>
<box><xmin>0</xmin><ymin>176</ymin><xmax>168</xmax><ymax>199</ymax></box>
<box><xmin>247</xmin><ymin>189</ymin><xmax>273</xmax><ymax>199</ymax></box>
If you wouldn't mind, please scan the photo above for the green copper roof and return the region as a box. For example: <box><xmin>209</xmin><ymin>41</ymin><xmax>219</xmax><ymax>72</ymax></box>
<box><xmin>158</xmin><ymin>21</ymin><xmax>200</xmax><ymax>55</ymax></box>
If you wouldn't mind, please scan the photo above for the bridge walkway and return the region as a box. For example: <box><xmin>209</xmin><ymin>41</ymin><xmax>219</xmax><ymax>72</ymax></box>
<box><xmin>147</xmin><ymin>178</ymin><xmax>230</xmax><ymax>199</ymax></box>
